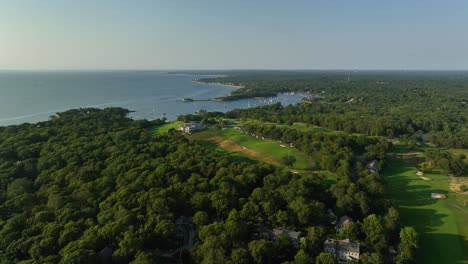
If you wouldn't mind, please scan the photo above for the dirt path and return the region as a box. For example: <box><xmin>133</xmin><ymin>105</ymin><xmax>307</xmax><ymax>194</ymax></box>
<box><xmin>209</xmin><ymin>136</ymin><xmax>281</xmax><ymax>165</ymax></box>
<box><xmin>191</xmin><ymin>132</ymin><xmax>281</xmax><ymax>166</ymax></box>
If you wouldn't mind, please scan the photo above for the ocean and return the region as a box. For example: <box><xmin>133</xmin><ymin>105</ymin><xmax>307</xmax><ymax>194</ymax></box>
<box><xmin>0</xmin><ymin>71</ymin><xmax>305</xmax><ymax>126</ymax></box>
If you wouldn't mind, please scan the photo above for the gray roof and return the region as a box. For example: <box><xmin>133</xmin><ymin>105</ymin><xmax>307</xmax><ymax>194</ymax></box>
<box><xmin>324</xmin><ymin>239</ymin><xmax>360</xmax><ymax>254</ymax></box>
<box><xmin>98</xmin><ymin>246</ymin><xmax>113</xmax><ymax>258</ymax></box>
<box><xmin>367</xmin><ymin>160</ymin><xmax>379</xmax><ymax>171</ymax></box>
<box><xmin>273</xmin><ymin>229</ymin><xmax>301</xmax><ymax>240</ymax></box>
<box><xmin>336</xmin><ymin>216</ymin><xmax>353</xmax><ymax>227</ymax></box>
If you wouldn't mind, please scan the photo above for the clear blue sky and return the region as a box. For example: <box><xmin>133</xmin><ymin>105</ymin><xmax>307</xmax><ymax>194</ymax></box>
<box><xmin>1</xmin><ymin>0</ymin><xmax>467</xmax><ymax>70</ymax></box>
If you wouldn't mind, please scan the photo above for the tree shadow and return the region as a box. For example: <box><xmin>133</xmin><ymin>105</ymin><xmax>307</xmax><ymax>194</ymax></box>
<box><xmin>385</xmin><ymin>160</ymin><xmax>467</xmax><ymax>264</ymax></box>
<box><xmin>415</xmin><ymin>232</ymin><xmax>468</xmax><ymax>264</ymax></box>
<box><xmin>396</xmin><ymin>208</ymin><xmax>467</xmax><ymax>263</ymax></box>
<box><xmin>386</xmin><ymin>174</ymin><xmax>444</xmax><ymax>207</ymax></box>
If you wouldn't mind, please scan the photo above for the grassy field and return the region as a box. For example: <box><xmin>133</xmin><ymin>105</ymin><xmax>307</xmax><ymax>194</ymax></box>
<box><xmin>190</xmin><ymin>127</ymin><xmax>314</xmax><ymax>171</ymax></box>
<box><xmin>150</xmin><ymin>121</ymin><xmax>184</xmax><ymax>135</ymax></box>
<box><xmin>385</xmin><ymin>159</ymin><xmax>468</xmax><ymax>264</ymax></box>
<box><xmin>195</xmin><ymin>140</ymin><xmax>260</xmax><ymax>164</ymax></box>
<box><xmin>240</xmin><ymin>120</ymin><xmax>331</xmax><ymax>133</ymax></box>
<box><xmin>449</xmin><ymin>148</ymin><xmax>468</xmax><ymax>157</ymax></box>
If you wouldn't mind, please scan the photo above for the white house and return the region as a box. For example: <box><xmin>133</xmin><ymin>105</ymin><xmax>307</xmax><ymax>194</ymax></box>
<box><xmin>324</xmin><ymin>238</ymin><xmax>360</xmax><ymax>262</ymax></box>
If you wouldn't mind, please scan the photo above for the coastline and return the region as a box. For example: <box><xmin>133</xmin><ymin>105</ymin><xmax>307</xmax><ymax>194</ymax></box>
<box><xmin>191</xmin><ymin>79</ymin><xmax>245</xmax><ymax>101</ymax></box>
<box><xmin>192</xmin><ymin>79</ymin><xmax>244</xmax><ymax>90</ymax></box>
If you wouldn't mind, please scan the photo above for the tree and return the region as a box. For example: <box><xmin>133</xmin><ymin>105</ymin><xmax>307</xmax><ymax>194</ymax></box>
<box><xmin>338</xmin><ymin>221</ymin><xmax>359</xmax><ymax>241</ymax></box>
<box><xmin>248</xmin><ymin>239</ymin><xmax>270</xmax><ymax>264</ymax></box>
<box><xmin>294</xmin><ymin>249</ymin><xmax>310</xmax><ymax>264</ymax></box>
<box><xmin>197</xmin><ymin>236</ymin><xmax>227</xmax><ymax>264</ymax></box>
<box><xmin>384</xmin><ymin>207</ymin><xmax>400</xmax><ymax>240</ymax></box>
<box><xmin>306</xmin><ymin>226</ymin><xmax>326</xmax><ymax>257</ymax></box>
<box><xmin>362</xmin><ymin>214</ymin><xmax>386</xmax><ymax>252</ymax></box>
<box><xmin>193</xmin><ymin>211</ymin><xmax>209</xmax><ymax>226</ymax></box>
<box><xmin>282</xmin><ymin>154</ymin><xmax>296</xmax><ymax>167</ymax></box>
<box><xmin>275</xmin><ymin>210</ymin><xmax>289</xmax><ymax>227</ymax></box>
<box><xmin>384</xmin><ymin>207</ymin><xmax>399</xmax><ymax>230</ymax></box>
<box><xmin>272</xmin><ymin>234</ymin><xmax>295</xmax><ymax>263</ymax></box>
<box><xmin>399</xmin><ymin>226</ymin><xmax>418</xmax><ymax>261</ymax></box>
<box><xmin>315</xmin><ymin>252</ymin><xmax>337</xmax><ymax>264</ymax></box>
<box><xmin>360</xmin><ymin>252</ymin><xmax>383</xmax><ymax>264</ymax></box>
<box><xmin>230</xmin><ymin>248</ymin><xmax>249</xmax><ymax>264</ymax></box>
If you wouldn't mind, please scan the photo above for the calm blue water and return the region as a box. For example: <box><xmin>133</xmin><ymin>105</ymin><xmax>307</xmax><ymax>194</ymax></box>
<box><xmin>0</xmin><ymin>71</ymin><xmax>305</xmax><ymax>126</ymax></box>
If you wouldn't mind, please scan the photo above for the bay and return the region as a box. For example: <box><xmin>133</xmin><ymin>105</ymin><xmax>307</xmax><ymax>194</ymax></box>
<box><xmin>0</xmin><ymin>71</ymin><xmax>305</xmax><ymax>126</ymax></box>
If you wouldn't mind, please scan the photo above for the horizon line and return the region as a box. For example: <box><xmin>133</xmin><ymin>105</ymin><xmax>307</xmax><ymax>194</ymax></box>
<box><xmin>1</xmin><ymin>68</ymin><xmax>468</xmax><ymax>72</ymax></box>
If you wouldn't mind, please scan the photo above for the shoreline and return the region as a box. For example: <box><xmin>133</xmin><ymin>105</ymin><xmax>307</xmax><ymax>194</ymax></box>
<box><xmin>175</xmin><ymin>98</ymin><xmax>224</xmax><ymax>102</ymax></box>
<box><xmin>192</xmin><ymin>79</ymin><xmax>245</xmax><ymax>101</ymax></box>
<box><xmin>192</xmin><ymin>79</ymin><xmax>244</xmax><ymax>90</ymax></box>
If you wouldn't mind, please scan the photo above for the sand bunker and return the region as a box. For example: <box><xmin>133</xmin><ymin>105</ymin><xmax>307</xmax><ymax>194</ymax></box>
<box><xmin>431</xmin><ymin>193</ymin><xmax>447</xmax><ymax>199</ymax></box>
<box><xmin>416</xmin><ymin>171</ymin><xmax>432</xmax><ymax>180</ymax></box>
<box><xmin>419</xmin><ymin>176</ymin><xmax>433</xmax><ymax>181</ymax></box>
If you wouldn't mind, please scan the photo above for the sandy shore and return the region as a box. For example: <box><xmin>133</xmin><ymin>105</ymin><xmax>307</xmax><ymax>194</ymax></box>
<box><xmin>192</xmin><ymin>79</ymin><xmax>244</xmax><ymax>89</ymax></box>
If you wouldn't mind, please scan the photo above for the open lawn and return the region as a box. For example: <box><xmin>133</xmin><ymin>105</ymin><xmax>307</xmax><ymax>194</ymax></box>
<box><xmin>385</xmin><ymin>159</ymin><xmax>468</xmax><ymax>264</ymax></box>
<box><xmin>195</xmin><ymin>140</ymin><xmax>260</xmax><ymax>164</ymax></box>
<box><xmin>241</xmin><ymin>119</ymin><xmax>331</xmax><ymax>133</ymax></box>
<box><xmin>150</xmin><ymin>121</ymin><xmax>184</xmax><ymax>135</ymax></box>
<box><xmin>190</xmin><ymin>127</ymin><xmax>314</xmax><ymax>170</ymax></box>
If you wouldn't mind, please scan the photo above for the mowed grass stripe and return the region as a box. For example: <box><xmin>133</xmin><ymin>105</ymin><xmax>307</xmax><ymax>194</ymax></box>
<box><xmin>385</xmin><ymin>160</ymin><xmax>467</xmax><ymax>264</ymax></box>
<box><xmin>191</xmin><ymin>128</ymin><xmax>314</xmax><ymax>170</ymax></box>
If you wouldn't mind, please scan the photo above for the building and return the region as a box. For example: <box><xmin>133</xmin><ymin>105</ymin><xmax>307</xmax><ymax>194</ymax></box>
<box><xmin>273</xmin><ymin>228</ymin><xmax>301</xmax><ymax>248</ymax></box>
<box><xmin>98</xmin><ymin>246</ymin><xmax>113</xmax><ymax>264</ymax></box>
<box><xmin>324</xmin><ymin>239</ymin><xmax>360</xmax><ymax>262</ymax></box>
<box><xmin>366</xmin><ymin>160</ymin><xmax>379</xmax><ymax>173</ymax></box>
<box><xmin>335</xmin><ymin>215</ymin><xmax>353</xmax><ymax>231</ymax></box>
<box><xmin>177</xmin><ymin>122</ymin><xmax>205</xmax><ymax>134</ymax></box>
<box><xmin>175</xmin><ymin>216</ymin><xmax>194</xmax><ymax>246</ymax></box>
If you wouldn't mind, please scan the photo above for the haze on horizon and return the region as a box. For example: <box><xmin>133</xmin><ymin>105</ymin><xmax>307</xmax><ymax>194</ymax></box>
<box><xmin>1</xmin><ymin>0</ymin><xmax>467</xmax><ymax>71</ymax></box>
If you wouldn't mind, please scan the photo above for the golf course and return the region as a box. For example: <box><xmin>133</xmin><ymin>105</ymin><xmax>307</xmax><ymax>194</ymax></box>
<box><xmin>154</xmin><ymin>121</ymin><xmax>467</xmax><ymax>263</ymax></box>
<box><xmin>189</xmin><ymin>127</ymin><xmax>314</xmax><ymax>171</ymax></box>
<box><xmin>385</xmin><ymin>159</ymin><xmax>468</xmax><ymax>264</ymax></box>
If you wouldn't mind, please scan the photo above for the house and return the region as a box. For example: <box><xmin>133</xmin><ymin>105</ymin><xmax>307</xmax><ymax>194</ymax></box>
<box><xmin>273</xmin><ymin>228</ymin><xmax>301</xmax><ymax>248</ymax></box>
<box><xmin>335</xmin><ymin>216</ymin><xmax>353</xmax><ymax>231</ymax></box>
<box><xmin>177</xmin><ymin>122</ymin><xmax>205</xmax><ymax>134</ymax></box>
<box><xmin>324</xmin><ymin>239</ymin><xmax>360</xmax><ymax>262</ymax></box>
<box><xmin>98</xmin><ymin>246</ymin><xmax>113</xmax><ymax>264</ymax></box>
<box><xmin>366</xmin><ymin>160</ymin><xmax>379</xmax><ymax>173</ymax></box>
<box><xmin>175</xmin><ymin>216</ymin><xmax>193</xmax><ymax>246</ymax></box>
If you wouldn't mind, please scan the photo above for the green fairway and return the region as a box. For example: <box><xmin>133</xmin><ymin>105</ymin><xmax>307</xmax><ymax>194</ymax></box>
<box><xmin>150</xmin><ymin>121</ymin><xmax>184</xmax><ymax>135</ymax></box>
<box><xmin>195</xmin><ymin>140</ymin><xmax>259</xmax><ymax>164</ymax></box>
<box><xmin>241</xmin><ymin>120</ymin><xmax>331</xmax><ymax>133</ymax></box>
<box><xmin>217</xmin><ymin>128</ymin><xmax>314</xmax><ymax>170</ymax></box>
<box><xmin>191</xmin><ymin>127</ymin><xmax>314</xmax><ymax>170</ymax></box>
<box><xmin>384</xmin><ymin>159</ymin><xmax>468</xmax><ymax>264</ymax></box>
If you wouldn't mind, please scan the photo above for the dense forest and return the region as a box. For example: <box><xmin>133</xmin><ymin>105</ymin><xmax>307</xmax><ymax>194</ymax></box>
<box><xmin>0</xmin><ymin>108</ymin><xmax>417</xmax><ymax>263</ymax></box>
<box><xmin>198</xmin><ymin>71</ymin><xmax>468</xmax><ymax>148</ymax></box>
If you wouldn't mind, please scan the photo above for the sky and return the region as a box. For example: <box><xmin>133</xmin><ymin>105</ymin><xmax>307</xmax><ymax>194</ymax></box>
<box><xmin>1</xmin><ymin>0</ymin><xmax>467</xmax><ymax>70</ymax></box>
